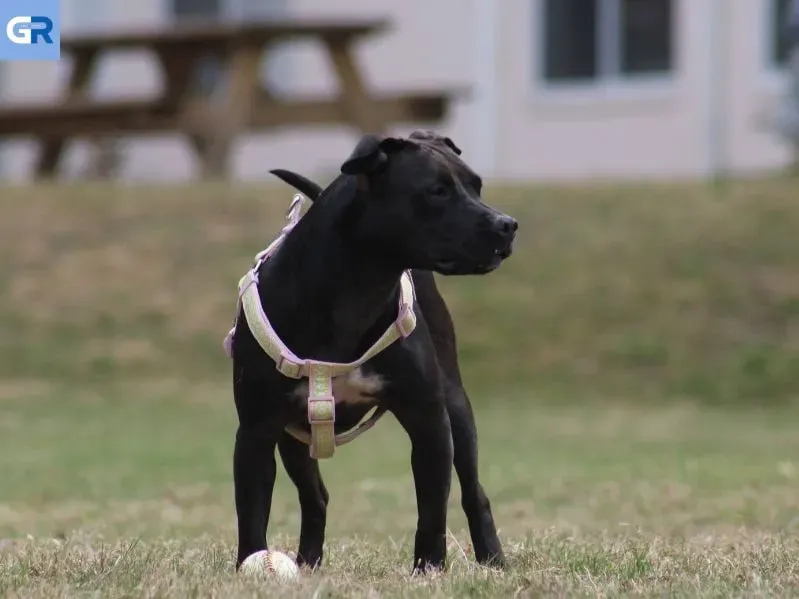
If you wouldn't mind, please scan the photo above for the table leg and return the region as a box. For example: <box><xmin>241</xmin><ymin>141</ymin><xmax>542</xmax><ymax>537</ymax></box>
<box><xmin>34</xmin><ymin>48</ymin><xmax>98</xmax><ymax>178</ymax></box>
<box><xmin>84</xmin><ymin>46</ymin><xmax>207</xmax><ymax>180</ymax></box>
<box><xmin>196</xmin><ymin>45</ymin><xmax>262</xmax><ymax>179</ymax></box>
<box><xmin>153</xmin><ymin>46</ymin><xmax>199</xmax><ymax>109</ymax></box>
<box><xmin>325</xmin><ymin>38</ymin><xmax>386</xmax><ymax>135</ymax></box>
<box><xmin>153</xmin><ymin>46</ymin><xmax>217</xmax><ymax>174</ymax></box>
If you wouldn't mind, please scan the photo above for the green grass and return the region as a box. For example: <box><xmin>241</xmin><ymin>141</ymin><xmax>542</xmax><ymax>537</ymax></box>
<box><xmin>1</xmin><ymin>382</ymin><xmax>799</xmax><ymax>597</ymax></box>
<box><xmin>1</xmin><ymin>177</ymin><xmax>799</xmax><ymax>403</ymax></box>
<box><xmin>2</xmin><ymin>178</ymin><xmax>799</xmax><ymax>596</ymax></box>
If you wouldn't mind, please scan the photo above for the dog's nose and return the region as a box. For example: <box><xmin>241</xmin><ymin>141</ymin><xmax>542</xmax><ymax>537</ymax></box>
<box><xmin>493</xmin><ymin>216</ymin><xmax>518</xmax><ymax>236</ymax></box>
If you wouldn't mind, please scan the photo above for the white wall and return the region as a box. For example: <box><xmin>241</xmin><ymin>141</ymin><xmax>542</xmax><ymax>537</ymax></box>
<box><xmin>492</xmin><ymin>0</ymin><xmax>794</xmax><ymax>181</ymax></box>
<box><xmin>724</xmin><ymin>0</ymin><xmax>793</xmax><ymax>173</ymax></box>
<box><xmin>0</xmin><ymin>0</ymin><xmax>794</xmax><ymax>182</ymax></box>
<box><xmin>494</xmin><ymin>0</ymin><xmax>700</xmax><ymax>180</ymax></box>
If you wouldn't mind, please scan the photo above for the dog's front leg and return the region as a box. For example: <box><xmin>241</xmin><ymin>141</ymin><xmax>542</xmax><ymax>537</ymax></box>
<box><xmin>393</xmin><ymin>401</ymin><xmax>454</xmax><ymax>574</ymax></box>
<box><xmin>445</xmin><ymin>382</ymin><xmax>505</xmax><ymax>567</ymax></box>
<box><xmin>233</xmin><ymin>422</ymin><xmax>280</xmax><ymax>568</ymax></box>
<box><xmin>277</xmin><ymin>433</ymin><xmax>329</xmax><ymax>569</ymax></box>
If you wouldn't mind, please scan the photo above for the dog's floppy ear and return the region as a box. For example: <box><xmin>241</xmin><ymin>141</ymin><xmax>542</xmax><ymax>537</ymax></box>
<box><xmin>409</xmin><ymin>130</ymin><xmax>462</xmax><ymax>156</ymax></box>
<box><xmin>340</xmin><ymin>135</ymin><xmax>413</xmax><ymax>175</ymax></box>
<box><xmin>341</xmin><ymin>135</ymin><xmax>388</xmax><ymax>175</ymax></box>
<box><xmin>441</xmin><ymin>136</ymin><xmax>462</xmax><ymax>155</ymax></box>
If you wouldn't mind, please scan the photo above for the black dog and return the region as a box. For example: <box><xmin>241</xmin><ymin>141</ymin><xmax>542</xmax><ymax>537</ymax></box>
<box><xmin>230</xmin><ymin>130</ymin><xmax>518</xmax><ymax>573</ymax></box>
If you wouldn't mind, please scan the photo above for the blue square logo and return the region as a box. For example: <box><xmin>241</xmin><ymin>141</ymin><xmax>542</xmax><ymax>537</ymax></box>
<box><xmin>0</xmin><ymin>0</ymin><xmax>61</xmax><ymax>61</ymax></box>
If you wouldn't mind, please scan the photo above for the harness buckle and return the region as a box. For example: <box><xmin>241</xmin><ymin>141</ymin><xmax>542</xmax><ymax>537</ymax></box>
<box><xmin>308</xmin><ymin>396</ymin><xmax>336</xmax><ymax>424</ymax></box>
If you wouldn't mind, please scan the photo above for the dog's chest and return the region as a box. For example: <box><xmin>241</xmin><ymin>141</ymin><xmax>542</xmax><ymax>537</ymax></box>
<box><xmin>290</xmin><ymin>367</ymin><xmax>385</xmax><ymax>406</ymax></box>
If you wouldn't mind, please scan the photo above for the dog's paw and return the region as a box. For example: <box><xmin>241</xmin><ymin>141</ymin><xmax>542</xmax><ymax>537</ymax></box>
<box><xmin>411</xmin><ymin>558</ymin><xmax>446</xmax><ymax>577</ymax></box>
<box><xmin>296</xmin><ymin>552</ymin><xmax>323</xmax><ymax>571</ymax></box>
<box><xmin>477</xmin><ymin>552</ymin><xmax>507</xmax><ymax>570</ymax></box>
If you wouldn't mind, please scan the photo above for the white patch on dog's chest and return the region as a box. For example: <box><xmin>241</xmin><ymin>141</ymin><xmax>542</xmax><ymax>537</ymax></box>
<box><xmin>291</xmin><ymin>368</ymin><xmax>385</xmax><ymax>406</ymax></box>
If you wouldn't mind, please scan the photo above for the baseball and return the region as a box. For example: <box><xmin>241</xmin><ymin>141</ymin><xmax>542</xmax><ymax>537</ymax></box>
<box><xmin>239</xmin><ymin>549</ymin><xmax>300</xmax><ymax>583</ymax></box>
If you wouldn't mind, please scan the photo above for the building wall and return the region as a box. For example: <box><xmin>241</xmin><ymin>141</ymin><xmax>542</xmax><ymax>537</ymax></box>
<box><xmin>724</xmin><ymin>0</ymin><xmax>793</xmax><ymax>173</ymax></box>
<box><xmin>496</xmin><ymin>0</ymin><xmax>700</xmax><ymax>180</ymax></box>
<box><xmin>0</xmin><ymin>0</ymin><xmax>794</xmax><ymax>182</ymax></box>
<box><xmin>497</xmin><ymin>0</ymin><xmax>794</xmax><ymax>181</ymax></box>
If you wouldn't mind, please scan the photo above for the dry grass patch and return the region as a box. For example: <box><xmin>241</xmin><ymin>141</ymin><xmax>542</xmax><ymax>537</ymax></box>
<box><xmin>2</xmin><ymin>531</ymin><xmax>798</xmax><ymax>598</ymax></box>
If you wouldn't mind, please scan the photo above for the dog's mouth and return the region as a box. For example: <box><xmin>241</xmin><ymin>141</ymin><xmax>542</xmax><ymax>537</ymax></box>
<box><xmin>494</xmin><ymin>244</ymin><xmax>513</xmax><ymax>261</ymax></box>
<box><xmin>434</xmin><ymin>242</ymin><xmax>514</xmax><ymax>276</ymax></box>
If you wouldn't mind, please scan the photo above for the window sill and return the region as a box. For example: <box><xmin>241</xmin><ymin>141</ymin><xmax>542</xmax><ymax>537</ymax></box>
<box><xmin>528</xmin><ymin>76</ymin><xmax>677</xmax><ymax>116</ymax></box>
<box><xmin>751</xmin><ymin>67</ymin><xmax>793</xmax><ymax>133</ymax></box>
<box><xmin>761</xmin><ymin>66</ymin><xmax>789</xmax><ymax>94</ymax></box>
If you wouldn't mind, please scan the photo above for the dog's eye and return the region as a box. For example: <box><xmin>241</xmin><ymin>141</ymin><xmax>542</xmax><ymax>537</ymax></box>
<box><xmin>429</xmin><ymin>185</ymin><xmax>449</xmax><ymax>199</ymax></box>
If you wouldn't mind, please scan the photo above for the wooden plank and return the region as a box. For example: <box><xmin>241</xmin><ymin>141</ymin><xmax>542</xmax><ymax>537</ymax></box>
<box><xmin>0</xmin><ymin>101</ymin><xmax>175</xmax><ymax>136</ymax></box>
<box><xmin>0</xmin><ymin>93</ymin><xmax>454</xmax><ymax>138</ymax></box>
<box><xmin>33</xmin><ymin>48</ymin><xmax>98</xmax><ymax>177</ymax></box>
<box><xmin>245</xmin><ymin>94</ymin><xmax>452</xmax><ymax>130</ymax></box>
<box><xmin>61</xmin><ymin>19</ymin><xmax>390</xmax><ymax>53</ymax></box>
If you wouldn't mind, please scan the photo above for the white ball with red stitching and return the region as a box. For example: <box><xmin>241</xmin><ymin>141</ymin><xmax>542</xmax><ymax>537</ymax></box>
<box><xmin>239</xmin><ymin>549</ymin><xmax>300</xmax><ymax>582</ymax></box>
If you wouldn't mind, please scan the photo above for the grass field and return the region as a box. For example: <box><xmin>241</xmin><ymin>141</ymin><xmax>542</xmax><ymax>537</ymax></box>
<box><xmin>1</xmin><ymin>177</ymin><xmax>799</xmax><ymax>597</ymax></box>
<box><xmin>1</xmin><ymin>385</ymin><xmax>798</xmax><ymax>597</ymax></box>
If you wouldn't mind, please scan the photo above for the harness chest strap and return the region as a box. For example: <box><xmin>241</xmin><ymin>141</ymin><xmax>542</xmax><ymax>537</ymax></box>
<box><xmin>237</xmin><ymin>268</ymin><xmax>417</xmax><ymax>459</ymax></box>
<box><xmin>305</xmin><ymin>362</ymin><xmax>336</xmax><ymax>460</ymax></box>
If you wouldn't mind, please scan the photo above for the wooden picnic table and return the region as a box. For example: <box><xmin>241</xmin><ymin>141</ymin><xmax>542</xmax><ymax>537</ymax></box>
<box><xmin>0</xmin><ymin>18</ymin><xmax>461</xmax><ymax>179</ymax></box>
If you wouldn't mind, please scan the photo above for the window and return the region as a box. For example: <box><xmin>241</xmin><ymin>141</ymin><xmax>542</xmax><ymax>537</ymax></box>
<box><xmin>770</xmin><ymin>0</ymin><xmax>796</xmax><ymax>67</ymax></box>
<box><xmin>540</xmin><ymin>0</ymin><xmax>674</xmax><ymax>85</ymax></box>
<box><xmin>172</xmin><ymin>0</ymin><xmax>219</xmax><ymax>19</ymax></box>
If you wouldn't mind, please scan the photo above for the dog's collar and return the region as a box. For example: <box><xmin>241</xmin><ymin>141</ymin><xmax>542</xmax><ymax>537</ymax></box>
<box><xmin>224</xmin><ymin>194</ymin><xmax>418</xmax><ymax>459</ymax></box>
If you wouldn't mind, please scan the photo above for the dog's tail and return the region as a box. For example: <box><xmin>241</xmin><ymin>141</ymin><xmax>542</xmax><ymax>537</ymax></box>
<box><xmin>269</xmin><ymin>169</ymin><xmax>323</xmax><ymax>201</ymax></box>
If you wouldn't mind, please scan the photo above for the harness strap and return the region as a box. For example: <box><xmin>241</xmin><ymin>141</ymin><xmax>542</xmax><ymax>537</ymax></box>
<box><xmin>226</xmin><ymin>193</ymin><xmax>418</xmax><ymax>459</ymax></box>
<box><xmin>238</xmin><ymin>269</ymin><xmax>417</xmax><ymax>379</ymax></box>
<box><xmin>306</xmin><ymin>362</ymin><xmax>336</xmax><ymax>459</ymax></box>
<box><xmin>284</xmin><ymin>406</ymin><xmax>387</xmax><ymax>448</ymax></box>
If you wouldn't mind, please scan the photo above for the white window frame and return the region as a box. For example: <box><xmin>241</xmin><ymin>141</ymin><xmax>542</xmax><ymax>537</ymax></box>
<box><xmin>0</xmin><ymin>63</ymin><xmax>6</xmax><ymax>178</ymax></box>
<box><xmin>764</xmin><ymin>0</ymin><xmax>793</xmax><ymax>70</ymax></box>
<box><xmin>762</xmin><ymin>0</ymin><xmax>792</xmax><ymax>92</ymax></box>
<box><xmin>534</xmin><ymin>0</ymin><xmax>675</xmax><ymax>103</ymax></box>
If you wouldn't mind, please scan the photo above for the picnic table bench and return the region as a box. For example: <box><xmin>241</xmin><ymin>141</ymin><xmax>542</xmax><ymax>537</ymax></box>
<box><xmin>0</xmin><ymin>18</ymin><xmax>461</xmax><ymax>179</ymax></box>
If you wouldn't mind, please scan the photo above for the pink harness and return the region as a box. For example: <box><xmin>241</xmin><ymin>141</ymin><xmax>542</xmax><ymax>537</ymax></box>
<box><xmin>223</xmin><ymin>194</ymin><xmax>417</xmax><ymax>459</ymax></box>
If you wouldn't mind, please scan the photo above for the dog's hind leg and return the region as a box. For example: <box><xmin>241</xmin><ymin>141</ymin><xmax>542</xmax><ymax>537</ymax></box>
<box><xmin>277</xmin><ymin>433</ymin><xmax>329</xmax><ymax>569</ymax></box>
<box><xmin>233</xmin><ymin>421</ymin><xmax>280</xmax><ymax>568</ymax></box>
<box><xmin>446</xmin><ymin>382</ymin><xmax>506</xmax><ymax>567</ymax></box>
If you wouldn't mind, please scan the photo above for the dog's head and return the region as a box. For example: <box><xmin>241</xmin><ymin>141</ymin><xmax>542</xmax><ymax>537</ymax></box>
<box><xmin>337</xmin><ymin>130</ymin><xmax>517</xmax><ymax>276</ymax></box>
